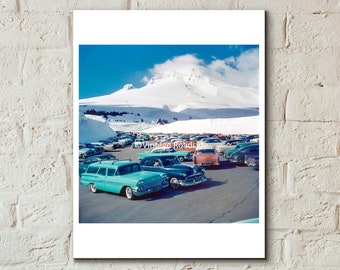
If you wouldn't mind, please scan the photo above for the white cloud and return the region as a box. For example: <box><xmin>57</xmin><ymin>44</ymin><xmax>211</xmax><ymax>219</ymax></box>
<box><xmin>143</xmin><ymin>49</ymin><xmax>259</xmax><ymax>90</ymax></box>
<box><xmin>151</xmin><ymin>54</ymin><xmax>204</xmax><ymax>79</ymax></box>
<box><xmin>207</xmin><ymin>49</ymin><xmax>259</xmax><ymax>89</ymax></box>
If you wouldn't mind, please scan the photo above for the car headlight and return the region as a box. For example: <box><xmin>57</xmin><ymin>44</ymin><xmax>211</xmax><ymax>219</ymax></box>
<box><xmin>137</xmin><ymin>180</ymin><xmax>144</xmax><ymax>185</ymax></box>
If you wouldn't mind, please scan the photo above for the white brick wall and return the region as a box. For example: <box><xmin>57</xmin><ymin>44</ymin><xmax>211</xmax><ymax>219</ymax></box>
<box><xmin>0</xmin><ymin>0</ymin><xmax>339</xmax><ymax>268</ymax></box>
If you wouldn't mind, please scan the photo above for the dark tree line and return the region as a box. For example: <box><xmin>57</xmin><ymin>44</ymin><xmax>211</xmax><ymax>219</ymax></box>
<box><xmin>84</xmin><ymin>109</ymin><xmax>132</xmax><ymax>118</ymax></box>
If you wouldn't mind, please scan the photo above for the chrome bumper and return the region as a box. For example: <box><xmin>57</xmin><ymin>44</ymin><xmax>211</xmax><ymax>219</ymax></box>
<box><xmin>179</xmin><ymin>173</ymin><xmax>208</xmax><ymax>187</ymax></box>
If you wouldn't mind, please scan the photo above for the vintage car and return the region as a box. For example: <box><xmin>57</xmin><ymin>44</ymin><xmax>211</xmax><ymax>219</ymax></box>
<box><xmin>229</xmin><ymin>144</ymin><xmax>259</xmax><ymax>165</ymax></box>
<box><xmin>193</xmin><ymin>148</ymin><xmax>220</xmax><ymax>167</ymax></box>
<box><xmin>215</xmin><ymin>139</ymin><xmax>246</xmax><ymax>155</ymax></box>
<box><xmin>140</xmin><ymin>155</ymin><xmax>207</xmax><ymax>189</ymax></box>
<box><xmin>83</xmin><ymin>143</ymin><xmax>104</xmax><ymax>154</ymax></box>
<box><xmin>245</xmin><ymin>134</ymin><xmax>259</xmax><ymax>142</ymax></box>
<box><xmin>224</xmin><ymin>142</ymin><xmax>259</xmax><ymax>160</ymax></box>
<box><xmin>137</xmin><ymin>147</ymin><xmax>192</xmax><ymax>162</ymax></box>
<box><xmin>197</xmin><ymin>137</ymin><xmax>223</xmax><ymax>149</ymax></box>
<box><xmin>79</xmin><ymin>154</ymin><xmax>118</xmax><ymax>176</ymax></box>
<box><xmin>158</xmin><ymin>140</ymin><xmax>196</xmax><ymax>153</ymax></box>
<box><xmin>244</xmin><ymin>154</ymin><xmax>259</xmax><ymax>170</ymax></box>
<box><xmin>80</xmin><ymin>160</ymin><xmax>169</xmax><ymax>200</ymax></box>
<box><xmin>79</xmin><ymin>147</ymin><xmax>96</xmax><ymax>159</ymax></box>
<box><xmin>132</xmin><ymin>138</ymin><xmax>147</xmax><ymax>148</ymax></box>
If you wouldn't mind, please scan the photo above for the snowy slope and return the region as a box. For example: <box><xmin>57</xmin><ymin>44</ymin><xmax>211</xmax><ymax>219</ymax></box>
<box><xmin>79</xmin><ymin>114</ymin><xmax>116</xmax><ymax>143</ymax></box>
<box><xmin>79</xmin><ymin>53</ymin><xmax>260</xmax><ymax>138</ymax></box>
<box><xmin>143</xmin><ymin>116</ymin><xmax>259</xmax><ymax>134</ymax></box>
<box><xmin>80</xmin><ymin>54</ymin><xmax>259</xmax><ymax>112</ymax></box>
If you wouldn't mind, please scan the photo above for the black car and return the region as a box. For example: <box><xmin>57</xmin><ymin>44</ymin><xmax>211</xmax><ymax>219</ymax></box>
<box><xmin>79</xmin><ymin>154</ymin><xmax>118</xmax><ymax>176</ymax></box>
<box><xmin>140</xmin><ymin>155</ymin><xmax>207</xmax><ymax>189</ymax></box>
<box><xmin>229</xmin><ymin>144</ymin><xmax>259</xmax><ymax>165</ymax></box>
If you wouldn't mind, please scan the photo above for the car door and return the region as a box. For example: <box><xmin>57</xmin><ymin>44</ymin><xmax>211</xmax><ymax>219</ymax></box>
<box><xmin>141</xmin><ymin>158</ymin><xmax>164</xmax><ymax>173</ymax></box>
<box><xmin>240</xmin><ymin>146</ymin><xmax>259</xmax><ymax>161</ymax></box>
<box><xmin>246</xmin><ymin>146</ymin><xmax>259</xmax><ymax>156</ymax></box>
<box><xmin>103</xmin><ymin>168</ymin><xmax>122</xmax><ymax>194</ymax></box>
<box><xmin>95</xmin><ymin>167</ymin><xmax>107</xmax><ymax>191</ymax></box>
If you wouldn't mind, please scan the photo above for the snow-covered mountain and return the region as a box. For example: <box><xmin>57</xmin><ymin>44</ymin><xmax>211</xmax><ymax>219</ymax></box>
<box><xmin>79</xmin><ymin>53</ymin><xmax>260</xmax><ymax>139</ymax></box>
<box><xmin>80</xmin><ymin>54</ymin><xmax>258</xmax><ymax>113</ymax></box>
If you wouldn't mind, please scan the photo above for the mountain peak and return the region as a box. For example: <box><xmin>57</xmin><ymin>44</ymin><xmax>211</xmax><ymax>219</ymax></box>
<box><xmin>121</xmin><ymin>84</ymin><xmax>134</xmax><ymax>91</ymax></box>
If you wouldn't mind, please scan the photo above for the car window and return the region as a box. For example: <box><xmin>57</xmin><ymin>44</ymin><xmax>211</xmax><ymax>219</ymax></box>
<box><xmin>98</xmin><ymin>168</ymin><xmax>107</xmax><ymax>176</ymax></box>
<box><xmin>87</xmin><ymin>166</ymin><xmax>99</xmax><ymax>174</ymax></box>
<box><xmin>117</xmin><ymin>164</ymin><xmax>141</xmax><ymax>175</ymax></box>
<box><xmin>152</xmin><ymin>160</ymin><xmax>162</xmax><ymax>167</ymax></box>
<box><xmin>141</xmin><ymin>159</ymin><xmax>154</xmax><ymax>167</ymax></box>
<box><xmin>131</xmin><ymin>164</ymin><xmax>141</xmax><ymax>172</ymax></box>
<box><xmin>107</xmin><ymin>168</ymin><xmax>116</xmax><ymax>176</ymax></box>
<box><xmin>163</xmin><ymin>157</ymin><xmax>180</xmax><ymax>166</ymax></box>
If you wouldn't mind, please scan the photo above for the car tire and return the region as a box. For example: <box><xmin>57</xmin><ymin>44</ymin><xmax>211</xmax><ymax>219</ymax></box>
<box><xmin>169</xmin><ymin>177</ymin><xmax>180</xmax><ymax>190</ymax></box>
<box><xmin>125</xmin><ymin>186</ymin><xmax>135</xmax><ymax>200</ymax></box>
<box><xmin>90</xmin><ymin>183</ymin><xmax>98</xmax><ymax>193</ymax></box>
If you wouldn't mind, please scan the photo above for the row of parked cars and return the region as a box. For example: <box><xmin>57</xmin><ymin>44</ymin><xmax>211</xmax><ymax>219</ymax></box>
<box><xmin>79</xmin><ymin>154</ymin><xmax>208</xmax><ymax>200</ymax></box>
<box><xmin>79</xmin><ymin>138</ymin><xmax>259</xmax><ymax>200</ymax></box>
<box><xmin>79</xmin><ymin>132</ymin><xmax>138</xmax><ymax>159</ymax></box>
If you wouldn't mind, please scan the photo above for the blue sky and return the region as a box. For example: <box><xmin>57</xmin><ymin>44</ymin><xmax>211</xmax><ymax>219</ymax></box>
<box><xmin>79</xmin><ymin>45</ymin><xmax>258</xmax><ymax>99</ymax></box>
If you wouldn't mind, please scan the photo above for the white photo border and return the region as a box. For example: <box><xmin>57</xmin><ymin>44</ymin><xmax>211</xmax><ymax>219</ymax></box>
<box><xmin>73</xmin><ymin>10</ymin><xmax>265</xmax><ymax>259</ymax></box>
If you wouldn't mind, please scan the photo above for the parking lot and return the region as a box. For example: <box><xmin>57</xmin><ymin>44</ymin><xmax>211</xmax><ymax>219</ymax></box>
<box><xmin>79</xmin><ymin>142</ymin><xmax>259</xmax><ymax>223</ymax></box>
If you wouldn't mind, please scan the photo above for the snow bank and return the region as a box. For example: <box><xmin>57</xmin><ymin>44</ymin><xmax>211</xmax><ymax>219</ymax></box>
<box><xmin>79</xmin><ymin>114</ymin><xmax>116</xmax><ymax>143</ymax></box>
<box><xmin>142</xmin><ymin>116</ymin><xmax>259</xmax><ymax>134</ymax></box>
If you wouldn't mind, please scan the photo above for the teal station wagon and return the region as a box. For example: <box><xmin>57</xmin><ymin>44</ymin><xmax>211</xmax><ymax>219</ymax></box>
<box><xmin>80</xmin><ymin>160</ymin><xmax>169</xmax><ymax>200</ymax></box>
<box><xmin>137</xmin><ymin>147</ymin><xmax>192</xmax><ymax>162</ymax></box>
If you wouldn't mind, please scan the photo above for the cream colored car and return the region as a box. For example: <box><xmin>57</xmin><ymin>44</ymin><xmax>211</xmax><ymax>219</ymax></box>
<box><xmin>215</xmin><ymin>139</ymin><xmax>245</xmax><ymax>155</ymax></box>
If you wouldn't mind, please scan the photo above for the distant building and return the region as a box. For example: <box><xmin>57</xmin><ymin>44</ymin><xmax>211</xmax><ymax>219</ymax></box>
<box><xmin>156</xmin><ymin>118</ymin><xmax>165</xmax><ymax>125</ymax></box>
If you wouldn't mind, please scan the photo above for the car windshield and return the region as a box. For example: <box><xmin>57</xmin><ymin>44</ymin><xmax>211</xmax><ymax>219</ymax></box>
<box><xmin>117</xmin><ymin>164</ymin><xmax>141</xmax><ymax>175</ymax></box>
<box><xmin>162</xmin><ymin>157</ymin><xmax>181</xmax><ymax>166</ymax></box>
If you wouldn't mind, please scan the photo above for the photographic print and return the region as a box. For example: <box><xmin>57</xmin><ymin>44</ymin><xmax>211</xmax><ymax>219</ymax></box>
<box><xmin>73</xmin><ymin>10</ymin><xmax>265</xmax><ymax>259</ymax></box>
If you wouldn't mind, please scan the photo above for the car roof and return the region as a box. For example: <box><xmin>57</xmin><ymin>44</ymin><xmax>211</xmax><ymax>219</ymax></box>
<box><xmin>239</xmin><ymin>143</ymin><xmax>259</xmax><ymax>148</ymax></box>
<box><xmin>195</xmin><ymin>147</ymin><xmax>216</xmax><ymax>152</ymax></box>
<box><xmin>237</xmin><ymin>142</ymin><xmax>259</xmax><ymax>147</ymax></box>
<box><xmin>88</xmin><ymin>160</ymin><xmax>138</xmax><ymax>168</ymax></box>
<box><xmin>141</xmin><ymin>155</ymin><xmax>177</xmax><ymax>160</ymax></box>
<box><xmin>85</xmin><ymin>154</ymin><xmax>116</xmax><ymax>159</ymax></box>
<box><xmin>236</xmin><ymin>144</ymin><xmax>259</xmax><ymax>152</ymax></box>
<box><xmin>195</xmin><ymin>146</ymin><xmax>216</xmax><ymax>150</ymax></box>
